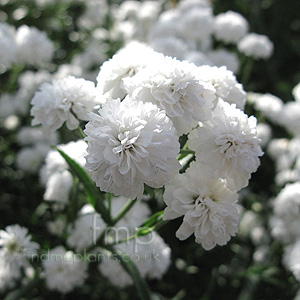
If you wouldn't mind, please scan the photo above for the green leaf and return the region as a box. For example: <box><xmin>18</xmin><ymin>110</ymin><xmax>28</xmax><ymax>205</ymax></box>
<box><xmin>105</xmin><ymin>245</ymin><xmax>152</xmax><ymax>300</ymax></box>
<box><xmin>55</xmin><ymin>148</ymin><xmax>112</xmax><ymax>225</ymax></box>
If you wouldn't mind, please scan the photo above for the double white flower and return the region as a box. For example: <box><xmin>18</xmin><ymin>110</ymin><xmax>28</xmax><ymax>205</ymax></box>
<box><xmin>84</xmin><ymin>97</ymin><xmax>180</xmax><ymax>199</ymax></box>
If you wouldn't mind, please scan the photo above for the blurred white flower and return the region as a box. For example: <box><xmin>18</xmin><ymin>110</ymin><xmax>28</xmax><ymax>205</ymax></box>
<box><xmin>189</xmin><ymin>100</ymin><xmax>263</xmax><ymax>190</ymax></box>
<box><xmin>99</xmin><ymin>232</ymin><xmax>171</xmax><ymax>287</ymax></box>
<box><xmin>16</xmin><ymin>144</ymin><xmax>49</xmax><ymax>173</ymax></box>
<box><xmin>284</xmin><ymin>240</ymin><xmax>300</xmax><ymax>282</ymax></box>
<box><xmin>0</xmin><ymin>224</ymin><xmax>39</xmax><ymax>273</ymax></box>
<box><xmin>85</xmin><ymin>98</ymin><xmax>180</xmax><ymax>199</ymax></box>
<box><xmin>43</xmin><ymin>246</ymin><xmax>88</xmax><ymax>293</ymax></box>
<box><xmin>207</xmin><ymin>49</ymin><xmax>240</xmax><ymax>73</ymax></box>
<box><xmin>67</xmin><ymin>204</ymin><xmax>105</xmax><ymax>252</ymax></box>
<box><xmin>17</xmin><ymin>126</ymin><xmax>58</xmax><ymax>146</ymax></box>
<box><xmin>293</xmin><ymin>82</ymin><xmax>300</xmax><ymax>102</ymax></box>
<box><xmin>257</xmin><ymin>123</ymin><xmax>272</xmax><ymax>147</ymax></box>
<box><xmin>270</xmin><ymin>182</ymin><xmax>300</xmax><ymax>244</ymax></box>
<box><xmin>0</xmin><ymin>22</ymin><xmax>17</xmax><ymax>73</ymax></box>
<box><xmin>179</xmin><ymin>7</ymin><xmax>214</xmax><ymax>42</ymax></box>
<box><xmin>31</xmin><ymin>76</ymin><xmax>99</xmax><ymax>132</ymax></box>
<box><xmin>184</xmin><ymin>51</ymin><xmax>213</xmax><ymax>67</ymax></box>
<box><xmin>40</xmin><ymin>140</ymin><xmax>87</xmax><ymax>185</ymax></box>
<box><xmin>214</xmin><ymin>11</ymin><xmax>248</xmax><ymax>44</ymax></box>
<box><xmin>47</xmin><ymin>218</ymin><xmax>66</xmax><ymax>237</ymax></box>
<box><xmin>163</xmin><ymin>162</ymin><xmax>239</xmax><ymax>250</ymax></box>
<box><xmin>125</xmin><ymin>56</ymin><xmax>216</xmax><ymax>135</ymax></box>
<box><xmin>280</xmin><ymin>101</ymin><xmax>300</xmax><ymax>136</ymax></box>
<box><xmin>16</xmin><ymin>25</ymin><xmax>54</xmax><ymax>66</ymax></box>
<box><xmin>250</xmin><ymin>93</ymin><xmax>284</xmax><ymax>124</ymax></box>
<box><xmin>44</xmin><ymin>170</ymin><xmax>73</xmax><ymax>204</ymax></box>
<box><xmin>150</xmin><ymin>37</ymin><xmax>189</xmax><ymax>60</ymax></box>
<box><xmin>238</xmin><ymin>33</ymin><xmax>274</xmax><ymax>60</ymax></box>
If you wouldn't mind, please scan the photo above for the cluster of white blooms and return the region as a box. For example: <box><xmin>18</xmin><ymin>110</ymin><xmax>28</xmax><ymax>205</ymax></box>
<box><xmin>238</xmin><ymin>33</ymin><xmax>274</xmax><ymax>60</ymax></box>
<box><xmin>99</xmin><ymin>232</ymin><xmax>171</xmax><ymax>287</ymax></box>
<box><xmin>82</xmin><ymin>43</ymin><xmax>262</xmax><ymax>250</ymax></box>
<box><xmin>42</xmin><ymin>246</ymin><xmax>88</xmax><ymax>293</ymax></box>
<box><xmin>31</xmin><ymin>76</ymin><xmax>99</xmax><ymax>133</ymax></box>
<box><xmin>0</xmin><ymin>224</ymin><xmax>39</xmax><ymax>286</ymax></box>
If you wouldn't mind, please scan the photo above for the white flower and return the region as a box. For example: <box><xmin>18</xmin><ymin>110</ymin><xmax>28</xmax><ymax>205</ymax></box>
<box><xmin>197</xmin><ymin>65</ymin><xmax>246</xmax><ymax>110</ymax></box>
<box><xmin>17</xmin><ymin>126</ymin><xmax>58</xmax><ymax>146</ymax></box>
<box><xmin>47</xmin><ymin>218</ymin><xmax>66</xmax><ymax>237</ymax></box>
<box><xmin>67</xmin><ymin>204</ymin><xmax>105</xmax><ymax>252</ymax></box>
<box><xmin>0</xmin><ymin>225</ymin><xmax>39</xmax><ymax>273</ymax></box>
<box><xmin>31</xmin><ymin>76</ymin><xmax>98</xmax><ymax>132</ymax></box>
<box><xmin>284</xmin><ymin>241</ymin><xmax>300</xmax><ymax>282</ymax></box>
<box><xmin>0</xmin><ymin>259</ymin><xmax>18</xmax><ymax>291</ymax></box>
<box><xmin>43</xmin><ymin>246</ymin><xmax>88</xmax><ymax>293</ymax></box>
<box><xmin>238</xmin><ymin>33</ymin><xmax>274</xmax><ymax>60</ymax></box>
<box><xmin>293</xmin><ymin>82</ymin><xmax>300</xmax><ymax>102</ymax></box>
<box><xmin>250</xmin><ymin>92</ymin><xmax>284</xmax><ymax>123</ymax></box>
<box><xmin>16</xmin><ymin>25</ymin><xmax>54</xmax><ymax>66</ymax></box>
<box><xmin>280</xmin><ymin>101</ymin><xmax>300</xmax><ymax>136</ymax></box>
<box><xmin>150</xmin><ymin>37</ymin><xmax>189</xmax><ymax>60</ymax></box>
<box><xmin>68</xmin><ymin>198</ymin><xmax>150</xmax><ymax>251</ymax></box>
<box><xmin>257</xmin><ymin>123</ymin><xmax>272</xmax><ymax>147</ymax></box>
<box><xmin>0</xmin><ymin>22</ymin><xmax>17</xmax><ymax>73</ymax></box>
<box><xmin>0</xmin><ymin>93</ymin><xmax>17</xmax><ymax>118</ymax></box>
<box><xmin>84</xmin><ymin>98</ymin><xmax>180</xmax><ymax>199</ymax></box>
<box><xmin>214</xmin><ymin>11</ymin><xmax>248</xmax><ymax>44</ymax></box>
<box><xmin>78</xmin><ymin>0</ymin><xmax>108</xmax><ymax>29</ymax></box>
<box><xmin>270</xmin><ymin>182</ymin><xmax>300</xmax><ymax>244</ymax></box>
<box><xmin>179</xmin><ymin>7</ymin><xmax>214</xmax><ymax>42</ymax></box>
<box><xmin>99</xmin><ymin>232</ymin><xmax>171</xmax><ymax>287</ymax></box>
<box><xmin>40</xmin><ymin>140</ymin><xmax>87</xmax><ymax>185</ymax></box>
<box><xmin>16</xmin><ymin>144</ymin><xmax>49</xmax><ymax>173</ymax></box>
<box><xmin>44</xmin><ymin>170</ymin><xmax>73</xmax><ymax>204</ymax></box>
<box><xmin>189</xmin><ymin>100</ymin><xmax>263</xmax><ymax>190</ymax></box>
<box><xmin>184</xmin><ymin>51</ymin><xmax>213</xmax><ymax>67</ymax></box>
<box><xmin>96</xmin><ymin>42</ymin><xmax>164</xmax><ymax>101</ymax></box>
<box><xmin>163</xmin><ymin>162</ymin><xmax>239</xmax><ymax>250</ymax></box>
<box><xmin>124</xmin><ymin>56</ymin><xmax>216</xmax><ymax>135</ymax></box>
<box><xmin>177</xmin><ymin>0</ymin><xmax>212</xmax><ymax>14</ymax></box>
<box><xmin>207</xmin><ymin>49</ymin><xmax>240</xmax><ymax>74</ymax></box>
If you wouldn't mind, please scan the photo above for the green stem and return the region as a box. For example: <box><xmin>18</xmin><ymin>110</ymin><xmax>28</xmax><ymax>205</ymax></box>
<box><xmin>111</xmin><ymin>198</ymin><xmax>137</xmax><ymax>226</ymax></box>
<box><xmin>77</xmin><ymin>126</ymin><xmax>86</xmax><ymax>139</ymax></box>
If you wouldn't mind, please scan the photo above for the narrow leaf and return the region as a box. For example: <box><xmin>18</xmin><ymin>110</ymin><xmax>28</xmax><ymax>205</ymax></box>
<box><xmin>55</xmin><ymin>148</ymin><xmax>111</xmax><ymax>224</ymax></box>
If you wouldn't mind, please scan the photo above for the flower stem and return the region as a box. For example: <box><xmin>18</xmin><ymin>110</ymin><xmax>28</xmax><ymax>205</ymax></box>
<box><xmin>77</xmin><ymin>126</ymin><xmax>86</xmax><ymax>139</ymax></box>
<box><xmin>111</xmin><ymin>198</ymin><xmax>137</xmax><ymax>226</ymax></box>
